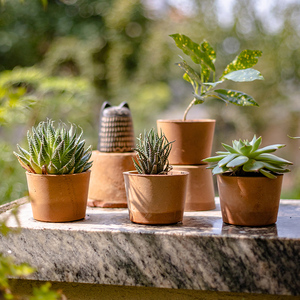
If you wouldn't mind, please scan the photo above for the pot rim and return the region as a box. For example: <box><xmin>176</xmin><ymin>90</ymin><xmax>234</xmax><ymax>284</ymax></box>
<box><xmin>157</xmin><ymin>119</ymin><xmax>216</xmax><ymax>123</ymax></box>
<box><xmin>217</xmin><ymin>173</ymin><xmax>283</xmax><ymax>179</ymax></box>
<box><xmin>123</xmin><ymin>170</ymin><xmax>189</xmax><ymax>177</ymax></box>
<box><xmin>26</xmin><ymin>170</ymin><xmax>91</xmax><ymax>177</ymax></box>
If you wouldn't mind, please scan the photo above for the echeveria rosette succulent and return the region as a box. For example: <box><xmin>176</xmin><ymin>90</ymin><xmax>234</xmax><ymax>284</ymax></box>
<box><xmin>170</xmin><ymin>33</ymin><xmax>264</xmax><ymax>121</ymax></box>
<box><xmin>133</xmin><ymin>128</ymin><xmax>174</xmax><ymax>175</ymax></box>
<box><xmin>14</xmin><ymin>119</ymin><xmax>92</xmax><ymax>175</ymax></box>
<box><xmin>203</xmin><ymin>136</ymin><xmax>292</xmax><ymax>179</ymax></box>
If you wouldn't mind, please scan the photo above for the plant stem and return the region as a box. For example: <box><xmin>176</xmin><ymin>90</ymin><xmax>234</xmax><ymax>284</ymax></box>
<box><xmin>183</xmin><ymin>98</ymin><xmax>196</xmax><ymax>121</ymax></box>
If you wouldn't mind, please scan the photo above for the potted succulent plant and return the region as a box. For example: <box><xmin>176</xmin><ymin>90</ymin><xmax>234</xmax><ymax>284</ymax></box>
<box><xmin>203</xmin><ymin>135</ymin><xmax>292</xmax><ymax>226</ymax></box>
<box><xmin>157</xmin><ymin>33</ymin><xmax>264</xmax><ymax>164</ymax></box>
<box><xmin>13</xmin><ymin>119</ymin><xmax>93</xmax><ymax>222</ymax></box>
<box><xmin>123</xmin><ymin>128</ymin><xmax>189</xmax><ymax>225</ymax></box>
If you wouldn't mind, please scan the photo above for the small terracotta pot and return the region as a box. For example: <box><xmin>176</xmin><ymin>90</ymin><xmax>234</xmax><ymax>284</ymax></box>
<box><xmin>123</xmin><ymin>171</ymin><xmax>189</xmax><ymax>225</ymax></box>
<box><xmin>172</xmin><ymin>165</ymin><xmax>215</xmax><ymax>211</ymax></box>
<box><xmin>157</xmin><ymin>119</ymin><xmax>215</xmax><ymax>165</ymax></box>
<box><xmin>217</xmin><ymin>174</ymin><xmax>283</xmax><ymax>226</ymax></box>
<box><xmin>26</xmin><ymin>171</ymin><xmax>91</xmax><ymax>222</ymax></box>
<box><xmin>88</xmin><ymin>151</ymin><xmax>136</xmax><ymax>208</ymax></box>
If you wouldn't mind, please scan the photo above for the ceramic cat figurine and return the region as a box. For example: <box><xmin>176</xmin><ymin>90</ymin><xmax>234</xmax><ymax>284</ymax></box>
<box><xmin>98</xmin><ymin>101</ymin><xmax>135</xmax><ymax>152</ymax></box>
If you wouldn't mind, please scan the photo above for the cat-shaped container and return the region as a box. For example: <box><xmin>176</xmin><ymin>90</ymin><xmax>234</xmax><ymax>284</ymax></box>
<box><xmin>98</xmin><ymin>101</ymin><xmax>135</xmax><ymax>153</ymax></box>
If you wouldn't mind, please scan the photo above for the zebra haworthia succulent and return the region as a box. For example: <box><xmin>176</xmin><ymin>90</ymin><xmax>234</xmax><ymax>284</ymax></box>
<box><xmin>14</xmin><ymin>119</ymin><xmax>92</xmax><ymax>175</ymax></box>
<box><xmin>133</xmin><ymin>128</ymin><xmax>173</xmax><ymax>175</ymax></box>
<box><xmin>203</xmin><ymin>135</ymin><xmax>292</xmax><ymax>179</ymax></box>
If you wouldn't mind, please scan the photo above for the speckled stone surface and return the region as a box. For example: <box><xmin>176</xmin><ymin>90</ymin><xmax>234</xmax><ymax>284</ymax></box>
<box><xmin>0</xmin><ymin>198</ymin><xmax>299</xmax><ymax>296</ymax></box>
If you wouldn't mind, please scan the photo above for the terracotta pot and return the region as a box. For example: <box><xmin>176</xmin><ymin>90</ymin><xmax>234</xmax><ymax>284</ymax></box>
<box><xmin>26</xmin><ymin>171</ymin><xmax>90</xmax><ymax>222</ymax></box>
<box><xmin>123</xmin><ymin>171</ymin><xmax>189</xmax><ymax>225</ymax></box>
<box><xmin>217</xmin><ymin>174</ymin><xmax>283</xmax><ymax>226</ymax></box>
<box><xmin>172</xmin><ymin>165</ymin><xmax>215</xmax><ymax>211</ymax></box>
<box><xmin>88</xmin><ymin>151</ymin><xmax>136</xmax><ymax>208</ymax></box>
<box><xmin>157</xmin><ymin>119</ymin><xmax>215</xmax><ymax>165</ymax></box>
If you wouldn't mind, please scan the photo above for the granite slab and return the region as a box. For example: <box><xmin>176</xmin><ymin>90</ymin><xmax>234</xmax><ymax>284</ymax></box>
<box><xmin>0</xmin><ymin>198</ymin><xmax>299</xmax><ymax>296</ymax></box>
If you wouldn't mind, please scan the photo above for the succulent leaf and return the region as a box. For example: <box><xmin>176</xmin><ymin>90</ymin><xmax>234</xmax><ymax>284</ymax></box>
<box><xmin>14</xmin><ymin>120</ymin><xmax>92</xmax><ymax>174</ymax></box>
<box><xmin>133</xmin><ymin>128</ymin><xmax>173</xmax><ymax>175</ymax></box>
<box><xmin>203</xmin><ymin>135</ymin><xmax>292</xmax><ymax>178</ymax></box>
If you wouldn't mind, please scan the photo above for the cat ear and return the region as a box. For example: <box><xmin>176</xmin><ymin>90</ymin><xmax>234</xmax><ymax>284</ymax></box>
<box><xmin>101</xmin><ymin>101</ymin><xmax>111</xmax><ymax>112</ymax></box>
<box><xmin>119</xmin><ymin>101</ymin><xmax>130</xmax><ymax>109</ymax></box>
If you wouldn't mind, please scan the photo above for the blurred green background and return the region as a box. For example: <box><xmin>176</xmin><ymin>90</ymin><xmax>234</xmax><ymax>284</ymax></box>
<box><xmin>1</xmin><ymin>0</ymin><xmax>300</xmax><ymax>204</ymax></box>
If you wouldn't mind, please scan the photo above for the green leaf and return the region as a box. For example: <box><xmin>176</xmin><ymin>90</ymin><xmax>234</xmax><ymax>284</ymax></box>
<box><xmin>259</xmin><ymin>168</ymin><xmax>277</xmax><ymax>179</ymax></box>
<box><xmin>218</xmin><ymin>153</ymin><xmax>238</xmax><ymax>167</ymax></box>
<box><xmin>250</xmin><ymin>135</ymin><xmax>262</xmax><ymax>152</ymax></box>
<box><xmin>223</xmin><ymin>68</ymin><xmax>264</xmax><ymax>82</ymax></box>
<box><xmin>221</xmin><ymin>143</ymin><xmax>239</xmax><ymax>154</ymax></box>
<box><xmin>251</xmin><ymin>144</ymin><xmax>286</xmax><ymax>156</ymax></box>
<box><xmin>202</xmin><ymin>155</ymin><xmax>226</xmax><ymax>163</ymax></box>
<box><xmin>226</xmin><ymin>156</ymin><xmax>249</xmax><ymax>168</ymax></box>
<box><xmin>170</xmin><ymin>34</ymin><xmax>215</xmax><ymax>71</ymax></box>
<box><xmin>193</xmin><ymin>93</ymin><xmax>204</xmax><ymax>104</ymax></box>
<box><xmin>222</xmin><ymin>49</ymin><xmax>262</xmax><ymax>77</ymax></box>
<box><xmin>203</xmin><ymin>80</ymin><xmax>223</xmax><ymax>87</ymax></box>
<box><xmin>176</xmin><ymin>61</ymin><xmax>201</xmax><ymax>84</ymax></box>
<box><xmin>200</xmin><ymin>40</ymin><xmax>216</xmax><ymax>62</ymax></box>
<box><xmin>242</xmin><ymin>159</ymin><xmax>265</xmax><ymax>172</ymax></box>
<box><xmin>239</xmin><ymin>144</ymin><xmax>253</xmax><ymax>156</ymax></box>
<box><xmin>212</xmin><ymin>165</ymin><xmax>229</xmax><ymax>175</ymax></box>
<box><xmin>261</xmin><ymin>162</ymin><xmax>290</xmax><ymax>173</ymax></box>
<box><xmin>255</xmin><ymin>153</ymin><xmax>293</xmax><ymax>165</ymax></box>
<box><xmin>211</xmin><ymin>89</ymin><xmax>259</xmax><ymax>106</ymax></box>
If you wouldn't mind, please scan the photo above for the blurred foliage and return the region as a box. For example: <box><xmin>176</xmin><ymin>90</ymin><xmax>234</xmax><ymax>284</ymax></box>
<box><xmin>0</xmin><ymin>0</ymin><xmax>299</xmax><ymax>199</ymax></box>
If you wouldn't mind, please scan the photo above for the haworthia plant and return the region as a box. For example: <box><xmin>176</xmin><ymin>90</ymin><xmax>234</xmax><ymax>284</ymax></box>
<box><xmin>170</xmin><ymin>34</ymin><xmax>264</xmax><ymax>120</ymax></box>
<box><xmin>133</xmin><ymin>128</ymin><xmax>173</xmax><ymax>175</ymax></box>
<box><xmin>203</xmin><ymin>135</ymin><xmax>292</xmax><ymax>179</ymax></box>
<box><xmin>14</xmin><ymin>119</ymin><xmax>93</xmax><ymax>174</ymax></box>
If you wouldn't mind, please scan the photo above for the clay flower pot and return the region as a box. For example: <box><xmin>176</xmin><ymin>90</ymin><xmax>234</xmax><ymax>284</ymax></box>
<box><xmin>26</xmin><ymin>170</ymin><xmax>91</xmax><ymax>222</ymax></box>
<box><xmin>172</xmin><ymin>165</ymin><xmax>215</xmax><ymax>211</ymax></box>
<box><xmin>157</xmin><ymin>119</ymin><xmax>215</xmax><ymax>165</ymax></box>
<box><xmin>123</xmin><ymin>171</ymin><xmax>189</xmax><ymax>225</ymax></box>
<box><xmin>217</xmin><ymin>174</ymin><xmax>283</xmax><ymax>226</ymax></box>
<box><xmin>88</xmin><ymin>151</ymin><xmax>136</xmax><ymax>208</ymax></box>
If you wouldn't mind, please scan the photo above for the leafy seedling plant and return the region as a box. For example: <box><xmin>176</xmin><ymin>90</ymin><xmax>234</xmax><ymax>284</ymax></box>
<box><xmin>170</xmin><ymin>34</ymin><xmax>264</xmax><ymax>120</ymax></box>
<box><xmin>133</xmin><ymin>128</ymin><xmax>173</xmax><ymax>175</ymax></box>
<box><xmin>203</xmin><ymin>135</ymin><xmax>292</xmax><ymax>179</ymax></box>
<box><xmin>14</xmin><ymin>119</ymin><xmax>92</xmax><ymax>174</ymax></box>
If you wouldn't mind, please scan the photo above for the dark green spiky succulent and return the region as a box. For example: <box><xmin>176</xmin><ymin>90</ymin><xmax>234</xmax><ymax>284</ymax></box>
<box><xmin>133</xmin><ymin>128</ymin><xmax>173</xmax><ymax>175</ymax></box>
<box><xmin>14</xmin><ymin>119</ymin><xmax>92</xmax><ymax>174</ymax></box>
<box><xmin>203</xmin><ymin>135</ymin><xmax>292</xmax><ymax>179</ymax></box>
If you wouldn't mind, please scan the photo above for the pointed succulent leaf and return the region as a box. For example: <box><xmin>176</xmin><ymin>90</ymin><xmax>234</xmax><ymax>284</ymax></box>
<box><xmin>226</xmin><ymin>156</ymin><xmax>249</xmax><ymax>168</ymax></box>
<box><xmin>13</xmin><ymin>152</ymin><xmax>35</xmax><ymax>173</ymax></box>
<box><xmin>221</xmin><ymin>143</ymin><xmax>238</xmax><ymax>154</ymax></box>
<box><xmin>218</xmin><ymin>154</ymin><xmax>239</xmax><ymax>167</ymax></box>
<box><xmin>170</xmin><ymin>34</ymin><xmax>215</xmax><ymax>71</ymax></box>
<box><xmin>259</xmin><ymin>168</ymin><xmax>277</xmax><ymax>179</ymax></box>
<box><xmin>250</xmin><ymin>136</ymin><xmax>262</xmax><ymax>152</ymax></box>
<box><xmin>255</xmin><ymin>153</ymin><xmax>293</xmax><ymax>165</ymax></box>
<box><xmin>242</xmin><ymin>159</ymin><xmax>265</xmax><ymax>172</ymax></box>
<box><xmin>239</xmin><ymin>144</ymin><xmax>253</xmax><ymax>156</ymax></box>
<box><xmin>212</xmin><ymin>165</ymin><xmax>229</xmax><ymax>175</ymax></box>
<box><xmin>251</xmin><ymin>144</ymin><xmax>286</xmax><ymax>156</ymax></box>
<box><xmin>221</xmin><ymin>50</ymin><xmax>262</xmax><ymax>77</ymax></box>
<box><xmin>203</xmin><ymin>155</ymin><xmax>226</xmax><ymax>163</ymax></box>
<box><xmin>211</xmin><ymin>89</ymin><xmax>259</xmax><ymax>106</ymax></box>
<box><xmin>82</xmin><ymin>161</ymin><xmax>93</xmax><ymax>172</ymax></box>
<box><xmin>261</xmin><ymin>162</ymin><xmax>290</xmax><ymax>173</ymax></box>
<box><xmin>223</xmin><ymin>68</ymin><xmax>264</xmax><ymax>82</ymax></box>
<box><xmin>17</xmin><ymin>144</ymin><xmax>30</xmax><ymax>160</ymax></box>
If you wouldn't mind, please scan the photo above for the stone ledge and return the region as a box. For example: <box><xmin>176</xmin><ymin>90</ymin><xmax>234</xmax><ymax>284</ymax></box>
<box><xmin>0</xmin><ymin>198</ymin><xmax>299</xmax><ymax>296</ymax></box>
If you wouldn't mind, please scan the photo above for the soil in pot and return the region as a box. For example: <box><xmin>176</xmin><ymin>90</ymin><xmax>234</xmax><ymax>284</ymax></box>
<box><xmin>217</xmin><ymin>173</ymin><xmax>283</xmax><ymax>226</ymax></box>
